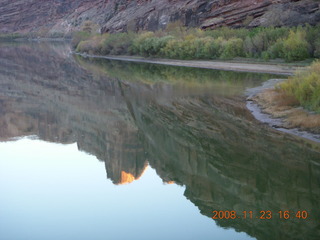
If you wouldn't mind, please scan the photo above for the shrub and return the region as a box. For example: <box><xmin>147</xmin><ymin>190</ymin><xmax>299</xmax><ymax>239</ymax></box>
<box><xmin>100</xmin><ymin>32</ymin><xmax>134</xmax><ymax>55</ymax></box>
<box><xmin>71</xmin><ymin>31</ymin><xmax>91</xmax><ymax>49</ymax></box>
<box><xmin>243</xmin><ymin>33</ymin><xmax>267</xmax><ymax>58</ymax></box>
<box><xmin>260</xmin><ymin>27</ymin><xmax>289</xmax><ymax>45</ymax></box>
<box><xmin>161</xmin><ymin>39</ymin><xmax>183</xmax><ymax>59</ymax></box>
<box><xmin>73</xmin><ymin>25</ymin><xmax>317</xmax><ymax>61</ymax></box>
<box><xmin>76</xmin><ymin>40</ymin><xmax>93</xmax><ymax>53</ymax></box>
<box><xmin>194</xmin><ymin>37</ymin><xmax>220</xmax><ymax>59</ymax></box>
<box><xmin>220</xmin><ymin>38</ymin><xmax>244</xmax><ymax>59</ymax></box>
<box><xmin>130</xmin><ymin>32</ymin><xmax>155</xmax><ymax>55</ymax></box>
<box><xmin>305</xmin><ymin>23</ymin><xmax>320</xmax><ymax>57</ymax></box>
<box><xmin>252</xmin><ymin>32</ymin><xmax>268</xmax><ymax>55</ymax></box>
<box><xmin>138</xmin><ymin>36</ymin><xmax>174</xmax><ymax>57</ymax></box>
<box><xmin>267</xmin><ymin>39</ymin><xmax>285</xmax><ymax>59</ymax></box>
<box><xmin>76</xmin><ymin>35</ymin><xmax>105</xmax><ymax>54</ymax></box>
<box><xmin>243</xmin><ymin>27</ymin><xmax>289</xmax><ymax>58</ymax></box>
<box><xmin>313</xmin><ymin>38</ymin><xmax>320</xmax><ymax>58</ymax></box>
<box><xmin>283</xmin><ymin>30</ymin><xmax>310</xmax><ymax>62</ymax></box>
<box><xmin>261</xmin><ymin>51</ymin><xmax>270</xmax><ymax>61</ymax></box>
<box><xmin>278</xmin><ymin>61</ymin><xmax>320</xmax><ymax>112</ymax></box>
<box><xmin>160</xmin><ymin>37</ymin><xmax>222</xmax><ymax>60</ymax></box>
<box><xmin>243</xmin><ymin>37</ymin><xmax>255</xmax><ymax>57</ymax></box>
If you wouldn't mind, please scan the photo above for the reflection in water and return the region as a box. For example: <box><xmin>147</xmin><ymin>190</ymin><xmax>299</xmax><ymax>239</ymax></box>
<box><xmin>2</xmin><ymin>138</ymin><xmax>249</xmax><ymax>240</ymax></box>
<box><xmin>0</xmin><ymin>42</ymin><xmax>319</xmax><ymax>240</ymax></box>
<box><xmin>74</xmin><ymin>55</ymin><xmax>273</xmax><ymax>97</ymax></box>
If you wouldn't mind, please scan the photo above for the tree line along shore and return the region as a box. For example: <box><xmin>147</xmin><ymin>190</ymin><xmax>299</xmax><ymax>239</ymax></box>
<box><xmin>72</xmin><ymin>22</ymin><xmax>320</xmax><ymax>62</ymax></box>
<box><xmin>72</xmin><ymin>22</ymin><xmax>320</xmax><ymax>113</ymax></box>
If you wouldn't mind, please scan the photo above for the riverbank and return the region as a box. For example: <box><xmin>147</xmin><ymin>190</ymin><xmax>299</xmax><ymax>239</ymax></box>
<box><xmin>252</xmin><ymin>88</ymin><xmax>320</xmax><ymax>133</ymax></box>
<box><xmin>75</xmin><ymin>53</ymin><xmax>301</xmax><ymax>75</ymax></box>
<box><xmin>248</xmin><ymin>61</ymin><xmax>320</xmax><ymax>139</ymax></box>
<box><xmin>246</xmin><ymin>78</ymin><xmax>320</xmax><ymax>142</ymax></box>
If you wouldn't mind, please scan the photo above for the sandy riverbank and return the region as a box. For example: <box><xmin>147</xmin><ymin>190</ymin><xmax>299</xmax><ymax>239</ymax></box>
<box><xmin>75</xmin><ymin>53</ymin><xmax>303</xmax><ymax>75</ymax></box>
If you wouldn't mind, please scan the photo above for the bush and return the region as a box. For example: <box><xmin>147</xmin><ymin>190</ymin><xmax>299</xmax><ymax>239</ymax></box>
<box><xmin>71</xmin><ymin>31</ymin><xmax>91</xmax><ymax>49</ymax></box>
<box><xmin>160</xmin><ymin>37</ymin><xmax>224</xmax><ymax>59</ymax></box>
<box><xmin>313</xmin><ymin>38</ymin><xmax>320</xmax><ymax>58</ymax></box>
<box><xmin>138</xmin><ymin>36</ymin><xmax>174</xmax><ymax>57</ymax></box>
<box><xmin>76</xmin><ymin>40</ymin><xmax>93</xmax><ymax>53</ymax></box>
<box><xmin>243</xmin><ymin>27</ymin><xmax>289</xmax><ymax>58</ymax></box>
<box><xmin>130</xmin><ymin>32</ymin><xmax>155</xmax><ymax>55</ymax></box>
<box><xmin>267</xmin><ymin>39</ymin><xmax>285</xmax><ymax>59</ymax></box>
<box><xmin>278</xmin><ymin>61</ymin><xmax>320</xmax><ymax>112</ymax></box>
<box><xmin>161</xmin><ymin>39</ymin><xmax>183</xmax><ymax>59</ymax></box>
<box><xmin>194</xmin><ymin>37</ymin><xmax>220</xmax><ymax>59</ymax></box>
<box><xmin>76</xmin><ymin>35</ymin><xmax>104</xmax><ymax>54</ymax></box>
<box><xmin>220</xmin><ymin>38</ymin><xmax>244</xmax><ymax>59</ymax></box>
<box><xmin>305</xmin><ymin>23</ymin><xmax>320</xmax><ymax>57</ymax></box>
<box><xmin>283</xmin><ymin>30</ymin><xmax>310</xmax><ymax>62</ymax></box>
<box><xmin>73</xmin><ymin>25</ymin><xmax>317</xmax><ymax>61</ymax></box>
<box><xmin>100</xmin><ymin>32</ymin><xmax>135</xmax><ymax>55</ymax></box>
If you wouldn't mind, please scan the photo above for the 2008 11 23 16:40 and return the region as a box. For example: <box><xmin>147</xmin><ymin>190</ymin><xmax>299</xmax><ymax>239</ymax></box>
<box><xmin>212</xmin><ymin>210</ymin><xmax>308</xmax><ymax>220</ymax></box>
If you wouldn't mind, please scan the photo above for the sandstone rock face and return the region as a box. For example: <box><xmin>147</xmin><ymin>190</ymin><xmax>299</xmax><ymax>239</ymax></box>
<box><xmin>0</xmin><ymin>0</ymin><xmax>319</xmax><ymax>34</ymax></box>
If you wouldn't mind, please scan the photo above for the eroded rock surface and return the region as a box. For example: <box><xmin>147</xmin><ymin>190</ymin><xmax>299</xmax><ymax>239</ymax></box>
<box><xmin>0</xmin><ymin>0</ymin><xmax>319</xmax><ymax>34</ymax></box>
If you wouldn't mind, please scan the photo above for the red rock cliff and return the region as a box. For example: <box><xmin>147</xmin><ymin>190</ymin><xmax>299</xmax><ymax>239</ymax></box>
<box><xmin>0</xmin><ymin>0</ymin><xmax>319</xmax><ymax>34</ymax></box>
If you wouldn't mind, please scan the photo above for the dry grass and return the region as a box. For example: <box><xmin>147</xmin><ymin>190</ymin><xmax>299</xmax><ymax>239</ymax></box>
<box><xmin>286</xmin><ymin>110</ymin><xmax>320</xmax><ymax>129</ymax></box>
<box><xmin>258</xmin><ymin>88</ymin><xmax>299</xmax><ymax>108</ymax></box>
<box><xmin>278</xmin><ymin>61</ymin><xmax>320</xmax><ymax>112</ymax></box>
<box><xmin>253</xmin><ymin>88</ymin><xmax>320</xmax><ymax>133</ymax></box>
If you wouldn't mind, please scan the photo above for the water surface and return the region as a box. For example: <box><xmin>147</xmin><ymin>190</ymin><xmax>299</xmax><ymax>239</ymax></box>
<box><xmin>0</xmin><ymin>42</ymin><xmax>319</xmax><ymax>240</ymax></box>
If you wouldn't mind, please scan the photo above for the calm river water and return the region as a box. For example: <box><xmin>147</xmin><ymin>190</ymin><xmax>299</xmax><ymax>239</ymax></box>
<box><xmin>0</xmin><ymin>42</ymin><xmax>319</xmax><ymax>240</ymax></box>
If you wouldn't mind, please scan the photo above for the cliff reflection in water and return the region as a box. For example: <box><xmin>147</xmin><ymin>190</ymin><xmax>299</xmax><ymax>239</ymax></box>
<box><xmin>0</xmin><ymin>42</ymin><xmax>319</xmax><ymax>240</ymax></box>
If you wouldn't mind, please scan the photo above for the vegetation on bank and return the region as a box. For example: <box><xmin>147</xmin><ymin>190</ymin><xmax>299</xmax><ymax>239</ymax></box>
<box><xmin>0</xmin><ymin>32</ymin><xmax>70</xmax><ymax>41</ymax></box>
<box><xmin>278</xmin><ymin>61</ymin><xmax>320</xmax><ymax>112</ymax></box>
<box><xmin>0</xmin><ymin>33</ymin><xmax>23</xmax><ymax>41</ymax></box>
<box><xmin>73</xmin><ymin>22</ymin><xmax>320</xmax><ymax>62</ymax></box>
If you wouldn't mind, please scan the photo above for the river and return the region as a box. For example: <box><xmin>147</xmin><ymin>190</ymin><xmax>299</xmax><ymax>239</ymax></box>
<box><xmin>0</xmin><ymin>42</ymin><xmax>319</xmax><ymax>240</ymax></box>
